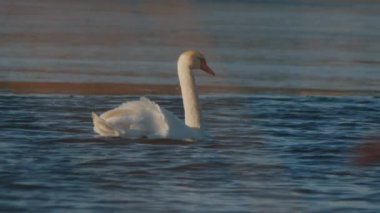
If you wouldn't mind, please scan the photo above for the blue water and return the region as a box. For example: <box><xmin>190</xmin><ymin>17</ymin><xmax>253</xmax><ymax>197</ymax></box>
<box><xmin>1</xmin><ymin>0</ymin><xmax>380</xmax><ymax>211</ymax></box>
<box><xmin>1</xmin><ymin>94</ymin><xmax>380</xmax><ymax>212</ymax></box>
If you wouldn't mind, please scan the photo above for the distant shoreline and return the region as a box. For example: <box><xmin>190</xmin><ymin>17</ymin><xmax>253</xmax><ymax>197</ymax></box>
<box><xmin>0</xmin><ymin>81</ymin><xmax>379</xmax><ymax>96</ymax></box>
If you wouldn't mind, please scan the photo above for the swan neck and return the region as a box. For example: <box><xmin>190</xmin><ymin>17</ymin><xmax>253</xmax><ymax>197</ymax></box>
<box><xmin>178</xmin><ymin>63</ymin><xmax>202</xmax><ymax>129</ymax></box>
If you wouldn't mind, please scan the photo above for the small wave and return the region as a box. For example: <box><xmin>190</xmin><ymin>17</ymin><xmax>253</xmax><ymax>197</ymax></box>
<box><xmin>8</xmin><ymin>182</ymin><xmax>51</xmax><ymax>190</ymax></box>
<box><xmin>164</xmin><ymin>162</ymin><xmax>229</xmax><ymax>172</ymax></box>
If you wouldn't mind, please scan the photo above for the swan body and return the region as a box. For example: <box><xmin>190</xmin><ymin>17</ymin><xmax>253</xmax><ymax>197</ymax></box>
<box><xmin>92</xmin><ymin>50</ymin><xmax>215</xmax><ymax>140</ymax></box>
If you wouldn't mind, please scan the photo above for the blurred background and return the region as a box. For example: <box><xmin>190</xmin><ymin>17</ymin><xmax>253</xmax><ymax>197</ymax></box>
<box><xmin>0</xmin><ymin>0</ymin><xmax>379</xmax><ymax>93</ymax></box>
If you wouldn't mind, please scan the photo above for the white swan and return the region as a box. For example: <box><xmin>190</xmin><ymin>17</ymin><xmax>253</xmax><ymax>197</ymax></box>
<box><xmin>92</xmin><ymin>50</ymin><xmax>215</xmax><ymax>140</ymax></box>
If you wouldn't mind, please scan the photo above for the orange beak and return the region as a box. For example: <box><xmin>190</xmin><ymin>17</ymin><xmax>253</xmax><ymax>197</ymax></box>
<box><xmin>200</xmin><ymin>59</ymin><xmax>215</xmax><ymax>76</ymax></box>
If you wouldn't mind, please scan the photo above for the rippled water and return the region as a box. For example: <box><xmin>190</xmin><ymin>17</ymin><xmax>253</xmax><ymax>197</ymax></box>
<box><xmin>1</xmin><ymin>0</ymin><xmax>380</xmax><ymax>211</ymax></box>
<box><xmin>1</xmin><ymin>94</ymin><xmax>380</xmax><ymax>212</ymax></box>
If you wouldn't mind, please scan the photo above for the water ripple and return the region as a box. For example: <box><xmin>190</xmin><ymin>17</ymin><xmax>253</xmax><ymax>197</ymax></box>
<box><xmin>1</xmin><ymin>94</ymin><xmax>380</xmax><ymax>211</ymax></box>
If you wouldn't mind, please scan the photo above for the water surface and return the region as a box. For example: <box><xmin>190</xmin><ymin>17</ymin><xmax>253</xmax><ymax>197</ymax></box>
<box><xmin>1</xmin><ymin>0</ymin><xmax>380</xmax><ymax>92</ymax></box>
<box><xmin>1</xmin><ymin>0</ymin><xmax>380</xmax><ymax>212</ymax></box>
<box><xmin>1</xmin><ymin>94</ymin><xmax>380</xmax><ymax>212</ymax></box>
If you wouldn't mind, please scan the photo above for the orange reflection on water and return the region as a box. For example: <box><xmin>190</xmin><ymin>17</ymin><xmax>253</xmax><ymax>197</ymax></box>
<box><xmin>355</xmin><ymin>136</ymin><xmax>380</xmax><ymax>166</ymax></box>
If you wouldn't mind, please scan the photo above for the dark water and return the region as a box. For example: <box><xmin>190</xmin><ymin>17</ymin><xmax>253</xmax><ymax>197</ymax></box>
<box><xmin>1</xmin><ymin>94</ymin><xmax>380</xmax><ymax>212</ymax></box>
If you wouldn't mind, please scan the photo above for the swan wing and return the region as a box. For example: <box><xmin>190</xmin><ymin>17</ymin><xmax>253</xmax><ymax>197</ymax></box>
<box><xmin>93</xmin><ymin>97</ymin><xmax>169</xmax><ymax>138</ymax></box>
<box><xmin>92</xmin><ymin>112</ymin><xmax>120</xmax><ymax>136</ymax></box>
<box><xmin>93</xmin><ymin>97</ymin><xmax>190</xmax><ymax>139</ymax></box>
<box><xmin>133</xmin><ymin>97</ymin><xmax>199</xmax><ymax>140</ymax></box>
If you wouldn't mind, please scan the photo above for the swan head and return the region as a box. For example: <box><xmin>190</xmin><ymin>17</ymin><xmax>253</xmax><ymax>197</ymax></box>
<box><xmin>178</xmin><ymin>50</ymin><xmax>215</xmax><ymax>76</ymax></box>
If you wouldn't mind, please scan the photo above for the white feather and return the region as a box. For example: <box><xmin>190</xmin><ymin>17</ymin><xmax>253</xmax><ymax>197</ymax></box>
<box><xmin>92</xmin><ymin>97</ymin><xmax>200</xmax><ymax>140</ymax></box>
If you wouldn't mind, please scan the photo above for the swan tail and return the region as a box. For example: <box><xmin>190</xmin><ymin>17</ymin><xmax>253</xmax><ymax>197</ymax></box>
<box><xmin>92</xmin><ymin>112</ymin><xmax>120</xmax><ymax>136</ymax></box>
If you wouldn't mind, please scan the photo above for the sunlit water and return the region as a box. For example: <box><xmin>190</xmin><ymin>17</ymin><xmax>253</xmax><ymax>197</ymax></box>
<box><xmin>1</xmin><ymin>94</ymin><xmax>380</xmax><ymax>212</ymax></box>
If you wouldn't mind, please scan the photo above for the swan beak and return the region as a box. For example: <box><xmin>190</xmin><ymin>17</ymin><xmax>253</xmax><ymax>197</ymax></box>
<box><xmin>200</xmin><ymin>60</ymin><xmax>215</xmax><ymax>76</ymax></box>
